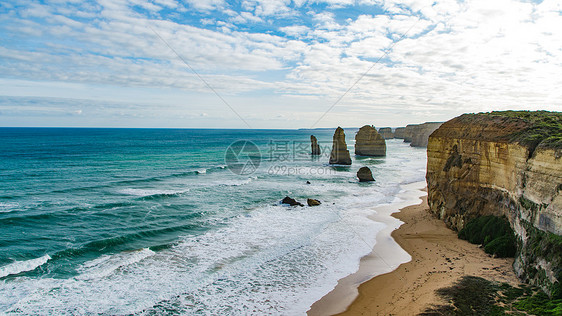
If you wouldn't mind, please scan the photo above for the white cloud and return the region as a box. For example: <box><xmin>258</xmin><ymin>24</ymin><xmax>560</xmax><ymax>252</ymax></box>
<box><xmin>312</xmin><ymin>11</ymin><xmax>342</xmax><ymax>30</ymax></box>
<box><xmin>1</xmin><ymin>0</ymin><xmax>561</xmax><ymax>128</ymax></box>
<box><xmin>242</xmin><ymin>0</ymin><xmax>293</xmax><ymax>16</ymax></box>
<box><xmin>279</xmin><ymin>25</ymin><xmax>310</xmax><ymax>37</ymax></box>
<box><xmin>184</xmin><ymin>0</ymin><xmax>225</xmax><ymax>11</ymax></box>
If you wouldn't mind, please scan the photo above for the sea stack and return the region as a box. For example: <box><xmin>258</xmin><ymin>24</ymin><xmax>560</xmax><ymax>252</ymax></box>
<box><xmin>403</xmin><ymin>124</ymin><xmax>417</xmax><ymax>142</ymax></box>
<box><xmin>310</xmin><ymin>135</ymin><xmax>321</xmax><ymax>156</ymax></box>
<box><xmin>355</xmin><ymin>125</ymin><xmax>386</xmax><ymax>156</ymax></box>
<box><xmin>394</xmin><ymin>127</ymin><xmax>406</xmax><ymax>139</ymax></box>
<box><xmin>378</xmin><ymin>127</ymin><xmax>394</xmax><ymax>139</ymax></box>
<box><xmin>401</xmin><ymin>123</ymin><xmax>443</xmax><ymax>147</ymax></box>
<box><xmin>410</xmin><ymin>122</ymin><xmax>443</xmax><ymax>147</ymax></box>
<box><xmin>357</xmin><ymin>167</ymin><xmax>375</xmax><ymax>182</ymax></box>
<box><xmin>329</xmin><ymin>127</ymin><xmax>352</xmax><ymax>165</ymax></box>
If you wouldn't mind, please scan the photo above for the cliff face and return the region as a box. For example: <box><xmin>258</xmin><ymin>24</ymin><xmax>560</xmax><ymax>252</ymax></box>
<box><xmin>401</xmin><ymin>123</ymin><xmax>443</xmax><ymax>147</ymax></box>
<box><xmin>355</xmin><ymin>125</ymin><xmax>386</xmax><ymax>156</ymax></box>
<box><xmin>426</xmin><ymin>112</ymin><xmax>562</xmax><ymax>296</ymax></box>
<box><xmin>378</xmin><ymin>127</ymin><xmax>394</xmax><ymax>139</ymax></box>
<box><xmin>410</xmin><ymin>122</ymin><xmax>443</xmax><ymax>147</ymax></box>
<box><xmin>329</xmin><ymin>127</ymin><xmax>352</xmax><ymax>165</ymax></box>
<box><xmin>394</xmin><ymin>127</ymin><xmax>406</xmax><ymax>139</ymax></box>
<box><xmin>403</xmin><ymin>124</ymin><xmax>417</xmax><ymax>142</ymax></box>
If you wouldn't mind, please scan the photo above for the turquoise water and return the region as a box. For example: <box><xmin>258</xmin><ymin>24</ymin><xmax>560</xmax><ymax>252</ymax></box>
<box><xmin>0</xmin><ymin>128</ymin><xmax>427</xmax><ymax>315</ymax></box>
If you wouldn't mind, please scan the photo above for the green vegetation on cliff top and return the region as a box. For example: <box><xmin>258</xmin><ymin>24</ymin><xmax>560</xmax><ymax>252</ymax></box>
<box><xmin>481</xmin><ymin>110</ymin><xmax>562</xmax><ymax>150</ymax></box>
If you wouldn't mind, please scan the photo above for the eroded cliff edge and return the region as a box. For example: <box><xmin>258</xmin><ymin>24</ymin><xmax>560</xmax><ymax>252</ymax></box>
<box><xmin>426</xmin><ymin>111</ymin><xmax>562</xmax><ymax>297</ymax></box>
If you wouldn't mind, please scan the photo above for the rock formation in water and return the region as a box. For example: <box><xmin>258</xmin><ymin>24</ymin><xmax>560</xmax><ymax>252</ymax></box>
<box><xmin>354</xmin><ymin>125</ymin><xmax>386</xmax><ymax>156</ymax></box>
<box><xmin>281</xmin><ymin>196</ymin><xmax>304</xmax><ymax>207</ymax></box>
<box><xmin>410</xmin><ymin>122</ymin><xmax>443</xmax><ymax>147</ymax></box>
<box><xmin>307</xmin><ymin>198</ymin><xmax>321</xmax><ymax>206</ymax></box>
<box><xmin>357</xmin><ymin>167</ymin><xmax>375</xmax><ymax>182</ymax></box>
<box><xmin>311</xmin><ymin>135</ymin><xmax>321</xmax><ymax>156</ymax></box>
<box><xmin>401</xmin><ymin>122</ymin><xmax>443</xmax><ymax>147</ymax></box>
<box><xmin>378</xmin><ymin>127</ymin><xmax>394</xmax><ymax>139</ymax></box>
<box><xmin>426</xmin><ymin>111</ymin><xmax>562</xmax><ymax>297</ymax></box>
<box><xmin>394</xmin><ymin>127</ymin><xmax>406</xmax><ymax>139</ymax></box>
<box><xmin>329</xmin><ymin>127</ymin><xmax>352</xmax><ymax>165</ymax></box>
<box><xmin>403</xmin><ymin>124</ymin><xmax>417</xmax><ymax>143</ymax></box>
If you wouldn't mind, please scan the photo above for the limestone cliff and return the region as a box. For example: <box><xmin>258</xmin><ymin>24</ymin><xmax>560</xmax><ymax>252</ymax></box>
<box><xmin>311</xmin><ymin>135</ymin><xmax>321</xmax><ymax>156</ymax></box>
<box><xmin>394</xmin><ymin>127</ymin><xmax>406</xmax><ymax>139</ymax></box>
<box><xmin>410</xmin><ymin>122</ymin><xmax>443</xmax><ymax>147</ymax></box>
<box><xmin>329</xmin><ymin>127</ymin><xmax>352</xmax><ymax>165</ymax></box>
<box><xmin>378</xmin><ymin>127</ymin><xmax>394</xmax><ymax>139</ymax></box>
<box><xmin>355</xmin><ymin>125</ymin><xmax>386</xmax><ymax>156</ymax></box>
<box><xmin>426</xmin><ymin>111</ymin><xmax>562</xmax><ymax>296</ymax></box>
<box><xmin>403</xmin><ymin>124</ymin><xmax>417</xmax><ymax>142</ymax></box>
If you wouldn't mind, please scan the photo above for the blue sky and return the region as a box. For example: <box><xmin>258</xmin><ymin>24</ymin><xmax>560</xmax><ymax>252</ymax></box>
<box><xmin>0</xmin><ymin>0</ymin><xmax>560</xmax><ymax>128</ymax></box>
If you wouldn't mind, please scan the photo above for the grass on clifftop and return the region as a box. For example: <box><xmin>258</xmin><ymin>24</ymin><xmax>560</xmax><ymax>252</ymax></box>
<box><xmin>420</xmin><ymin>276</ymin><xmax>562</xmax><ymax>316</ymax></box>
<box><xmin>481</xmin><ymin>110</ymin><xmax>562</xmax><ymax>150</ymax></box>
<box><xmin>458</xmin><ymin>216</ymin><xmax>517</xmax><ymax>258</ymax></box>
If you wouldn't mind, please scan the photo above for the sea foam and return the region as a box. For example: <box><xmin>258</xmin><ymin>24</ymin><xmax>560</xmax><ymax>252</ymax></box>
<box><xmin>118</xmin><ymin>188</ymin><xmax>189</xmax><ymax>197</ymax></box>
<box><xmin>0</xmin><ymin>255</ymin><xmax>51</xmax><ymax>279</ymax></box>
<box><xmin>0</xmin><ymin>184</ymin><xmax>394</xmax><ymax>315</ymax></box>
<box><xmin>0</xmin><ymin>137</ymin><xmax>428</xmax><ymax>315</ymax></box>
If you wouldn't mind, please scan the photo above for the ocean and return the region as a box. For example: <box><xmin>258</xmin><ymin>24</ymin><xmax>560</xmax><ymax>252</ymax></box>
<box><xmin>0</xmin><ymin>128</ymin><xmax>427</xmax><ymax>315</ymax></box>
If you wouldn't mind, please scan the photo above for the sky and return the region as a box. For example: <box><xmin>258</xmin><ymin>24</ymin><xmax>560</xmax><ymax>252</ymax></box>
<box><xmin>0</xmin><ymin>0</ymin><xmax>561</xmax><ymax>128</ymax></box>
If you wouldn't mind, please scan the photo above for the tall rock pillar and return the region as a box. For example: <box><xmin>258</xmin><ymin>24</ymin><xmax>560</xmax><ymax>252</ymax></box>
<box><xmin>329</xmin><ymin>127</ymin><xmax>352</xmax><ymax>165</ymax></box>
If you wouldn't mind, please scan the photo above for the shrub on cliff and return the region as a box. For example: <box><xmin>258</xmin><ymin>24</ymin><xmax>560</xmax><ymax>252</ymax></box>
<box><xmin>484</xmin><ymin>110</ymin><xmax>562</xmax><ymax>150</ymax></box>
<box><xmin>520</xmin><ymin>221</ymin><xmax>562</xmax><ymax>298</ymax></box>
<box><xmin>458</xmin><ymin>216</ymin><xmax>517</xmax><ymax>258</ymax></box>
<box><xmin>423</xmin><ymin>276</ymin><xmax>562</xmax><ymax>316</ymax></box>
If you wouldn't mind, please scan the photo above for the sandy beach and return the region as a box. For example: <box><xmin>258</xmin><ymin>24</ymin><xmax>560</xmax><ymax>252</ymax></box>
<box><xmin>311</xmin><ymin>194</ymin><xmax>522</xmax><ymax>316</ymax></box>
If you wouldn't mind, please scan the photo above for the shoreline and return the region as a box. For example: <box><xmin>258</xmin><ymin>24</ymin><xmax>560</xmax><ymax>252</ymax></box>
<box><xmin>320</xmin><ymin>195</ymin><xmax>521</xmax><ymax>315</ymax></box>
<box><xmin>308</xmin><ymin>181</ymin><xmax>427</xmax><ymax>315</ymax></box>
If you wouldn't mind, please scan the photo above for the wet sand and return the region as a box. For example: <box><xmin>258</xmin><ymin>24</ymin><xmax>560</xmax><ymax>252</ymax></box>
<box><xmin>310</xmin><ymin>194</ymin><xmax>521</xmax><ymax>316</ymax></box>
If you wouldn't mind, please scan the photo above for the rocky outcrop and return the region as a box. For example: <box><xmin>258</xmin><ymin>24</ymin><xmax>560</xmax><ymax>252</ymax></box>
<box><xmin>403</xmin><ymin>124</ymin><xmax>417</xmax><ymax>142</ymax></box>
<box><xmin>426</xmin><ymin>111</ymin><xmax>562</xmax><ymax>296</ymax></box>
<box><xmin>282</xmin><ymin>196</ymin><xmax>304</xmax><ymax>207</ymax></box>
<box><xmin>329</xmin><ymin>127</ymin><xmax>352</xmax><ymax>165</ymax></box>
<box><xmin>394</xmin><ymin>127</ymin><xmax>406</xmax><ymax>139</ymax></box>
<box><xmin>400</xmin><ymin>123</ymin><xmax>443</xmax><ymax>147</ymax></box>
<box><xmin>378</xmin><ymin>127</ymin><xmax>394</xmax><ymax>139</ymax></box>
<box><xmin>355</xmin><ymin>125</ymin><xmax>386</xmax><ymax>156</ymax></box>
<box><xmin>307</xmin><ymin>198</ymin><xmax>321</xmax><ymax>206</ymax></box>
<box><xmin>409</xmin><ymin>122</ymin><xmax>443</xmax><ymax>147</ymax></box>
<box><xmin>357</xmin><ymin>167</ymin><xmax>375</xmax><ymax>182</ymax></box>
<box><xmin>311</xmin><ymin>135</ymin><xmax>321</xmax><ymax>156</ymax></box>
